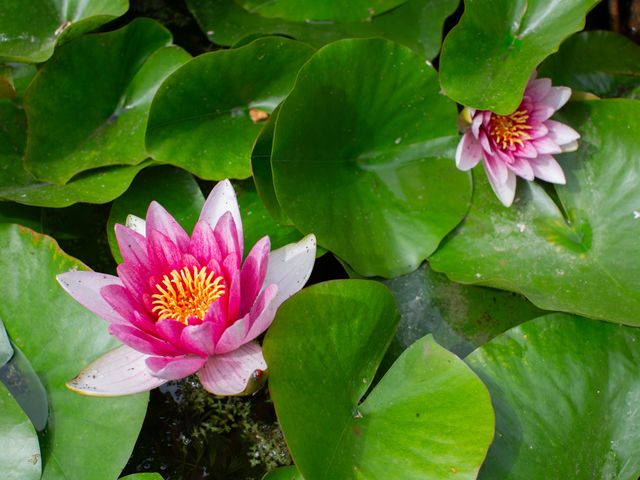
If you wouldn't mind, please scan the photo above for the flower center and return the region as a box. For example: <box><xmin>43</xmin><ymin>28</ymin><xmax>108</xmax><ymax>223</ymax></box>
<box><xmin>151</xmin><ymin>266</ymin><xmax>225</xmax><ymax>325</ymax></box>
<box><xmin>489</xmin><ymin>108</ymin><xmax>532</xmax><ymax>150</ymax></box>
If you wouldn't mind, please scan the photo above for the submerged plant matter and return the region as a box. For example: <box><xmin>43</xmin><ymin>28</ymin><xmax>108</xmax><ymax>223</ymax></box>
<box><xmin>58</xmin><ymin>180</ymin><xmax>316</xmax><ymax>396</ymax></box>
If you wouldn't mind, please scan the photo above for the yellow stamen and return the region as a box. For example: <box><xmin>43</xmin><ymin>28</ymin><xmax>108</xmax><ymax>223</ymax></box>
<box><xmin>489</xmin><ymin>108</ymin><xmax>532</xmax><ymax>150</ymax></box>
<box><xmin>151</xmin><ymin>266</ymin><xmax>225</xmax><ymax>325</ymax></box>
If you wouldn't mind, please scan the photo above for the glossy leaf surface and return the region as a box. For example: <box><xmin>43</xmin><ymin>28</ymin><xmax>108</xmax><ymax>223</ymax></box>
<box><xmin>236</xmin><ymin>0</ymin><xmax>407</xmax><ymax>22</ymax></box>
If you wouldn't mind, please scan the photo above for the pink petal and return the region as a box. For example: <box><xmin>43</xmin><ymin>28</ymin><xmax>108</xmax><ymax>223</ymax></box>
<box><xmin>525</xmin><ymin>77</ymin><xmax>552</xmax><ymax>101</ymax></box>
<box><xmin>485</xmin><ymin>165</ymin><xmax>517</xmax><ymax>207</ymax></box>
<box><xmin>545</xmin><ymin>120</ymin><xmax>580</xmax><ymax>147</ymax></box>
<box><xmin>264</xmin><ymin>234</ymin><xmax>316</xmax><ymax>309</ymax></box>
<box><xmin>530</xmin><ymin>155</ymin><xmax>566</xmax><ymax>184</ymax></box>
<box><xmin>532</xmin><ymin>137</ymin><xmax>562</xmax><ymax>155</ymax></box>
<box><xmin>147</xmin><ymin>229</ymin><xmax>183</xmax><ymax>272</ymax></box>
<box><xmin>455</xmin><ymin>132</ymin><xmax>482</xmax><ymax>171</ymax></box>
<box><xmin>126</xmin><ymin>214</ymin><xmax>146</xmax><ymax>236</ymax></box>
<box><xmin>204</xmin><ymin>299</ymin><xmax>228</xmax><ymax>347</ymax></box>
<box><xmin>508</xmin><ymin>157</ymin><xmax>535</xmax><ymax>181</ymax></box>
<box><xmin>100</xmin><ymin>284</ymin><xmax>148</xmax><ymax>326</ymax></box>
<box><xmin>541</xmin><ymin>86</ymin><xmax>571</xmax><ymax>110</ymax></box>
<box><xmin>198</xmin><ymin>342</ymin><xmax>267</xmax><ymax>396</ymax></box>
<box><xmin>115</xmin><ymin>224</ymin><xmax>151</xmax><ymax>271</ymax></box>
<box><xmin>528</xmin><ymin>124</ymin><xmax>549</xmax><ymax>140</ymax></box>
<box><xmin>181</xmin><ymin>322</ymin><xmax>216</xmax><ymax>356</ymax></box>
<box><xmin>214</xmin><ymin>212</ymin><xmax>242</xmax><ymax>270</ymax></box>
<box><xmin>471</xmin><ymin>112</ymin><xmax>483</xmax><ymax>137</ymax></box>
<box><xmin>478</xmin><ymin>130</ymin><xmax>493</xmax><ymax>154</ymax></box>
<box><xmin>155</xmin><ymin>319</ymin><xmax>187</xmax><ymax>345</ymax></box>
<box><xmin>66</xmin><ymin>345</ymin><xmax>167</xmax><ymax>397</ymax></box>
<box><xmin>214</xmin><ymin>317</ymin><xmax>248</xmax><ymax>354</ymax></box>
<box><xmin>116</xmin><ymin>263</ymin><xmax>149</xmax><ymax>303</ymax></box>
<box><xmin>515</xmin><ymin>141</ymin><xmax>538</xmax><ymax>159</ymax></box>
<box><xmin>199</xmin><ymin>180</ymin><xmax>244</xmax><ymax>255</ymax></box>
<box><xmin>483</xmin><ymin>152</ymin><xmax>509</xmax><ymax>184</ymax></box>
<box><xmin>57</xmin><ymin>271</ymin><xmax>126</xmax><ymax>324</ymax></box>
<box><xmin>145</xmin><ymin>355</ymin><xmax>207</xmax><ymax>380</ymax></box>
<box><xmin>146</xmin><ymin>201</ymin><xmax>190</xmax><ymax>252</ymax></box>
<box><xmin>240</xmin><ymin>236</ymin><xmax>270</xmax><ymax>316</ymax></box>
<box><xmin>189</xmin><ymin>220</ymin><xmax>221</xmax><ymax>265</ymax></box>
<box><xmin>109</xmin><ymin>324</ymin><xmax>183</xmax><ymax>356</ymax></box>
<box><xmin>244</xmin><ymin>284</ymin><xmax>279</xmax><ymax>342</ymax></box>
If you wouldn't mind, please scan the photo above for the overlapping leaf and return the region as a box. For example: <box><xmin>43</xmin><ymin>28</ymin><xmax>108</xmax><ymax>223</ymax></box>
<box><xmin>440</xmin><ymin>0</ymin><xmax>601</xmax><ymax>113</ymax></box>
<box><xmin>272</xmin><ymin>38</ymin><xmax>470</xmax><ymax>278</ymax></box>
<box><xmin>430</xmin><ymin>99</ymin><xmax>640</xmax><ymax>324</ymax></box>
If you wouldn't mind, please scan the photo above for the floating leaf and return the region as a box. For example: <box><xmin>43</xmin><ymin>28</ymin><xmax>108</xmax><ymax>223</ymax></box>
<box><xmin>430</xmin><ymin>100</ymin><xmax>640</xmax><ymax>325</ymax></box>
<box><xmin>236</xmin><ymin>0</ymin><xmax>407</xmax><ymax>22</ymax></box>
<box><xmin>263</xmin><ymin>466</ymin><xmax>304</xmax><ymax>480</ymax></box>
<box><xmin>187</xmin><ymin>0</ymin><xmax>459</xmax><ymax>60</ymax></box>
<box><xmin>119</xmin><ymin>474</ymin><xmax>165</xmax><ymax>480</ymax></box>
<box><xmin>439</xmin><ymin>0</ymin><xmax>600</xmax><ymax>113</ymax></box>
<box><xmin>265</xmin><ymin>280</ymin><xmax>494</xmax><ymax>480</ymax></box>
<box><xmin>146</xmin><ymin>36</ymin><xmax>314</xmax><ymax>180</ymax></box>
<box><xmin>271</xmin><ymin>38</ymin><xmax>469</xmax><ymax>277</ymax></box>
<box><xmin>25</xmin><ymin>19</ymin><xmax>190</xmax><ymax>184</ymax></box>
<box><xmin>0</xmin><ymin>224</ymin><xmax>148</xmax><ymax>479</ymax></box>
<box><xmin>467</xmin><ymin>314</ymin><xmax>640</xmax><ymax>479</ymax></box>
<box><xmin>0</xmin><ymin>381</ymin><xmax>41</xmax><ymax>480</ymax></box>
<box><xmin>0</xmin><ymin>0</ymin><xmax>129</xmax><ymax>63</ymax></box>
<box><xmin>538</xmin><ymin>30</ymin><xmax>640</xmax><ymax>98</ymax></box>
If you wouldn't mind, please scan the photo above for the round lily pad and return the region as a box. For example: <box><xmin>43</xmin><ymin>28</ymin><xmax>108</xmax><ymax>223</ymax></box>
<box><xmin>25</xmin><ymin>19</ymin><xmax>190</xmax><ymax>185</ymax></box>
<box><xmin>264</xmin><ymin>280</ymin><xmax>494</xmax><ymax>480</ymax></box>
<box><xmin>467</xmin><ymin>314</ymin><xmax>640</xmax><ymax>479</ymax></box>
<box><xmin>430</xmin><ymin>100</ymin><xmax>640</xmax><ymax>325</ymax></box>
<box><xmin>146</xmin><ymin>36</ymin><xmax>315</xmax><ymax>180</ymax></box>
<box><xmin>271</xmin><ymin>38</ymin><xmax>470</xmax><ymax>278</ymax></box>
<box><xmin>439</xmin><ymin>0</ymin><xmax>600</xmax><ymax>113</ymax></box>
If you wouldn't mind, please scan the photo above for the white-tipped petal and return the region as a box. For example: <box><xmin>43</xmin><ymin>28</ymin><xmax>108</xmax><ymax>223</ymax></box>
<box><xmin>264</xmin><ymin>234</ymin><xmax>316</xmax><ymax>309</ymax></box>
<box><xmin>66</xmin><ymin>345</ymin><xmax>167</xmax><ymax>397</ymax></box>
<box><xmin>531</xmin><ymin>155</ymin><xmax>566</xmax><ymax>184</ymax></box>
<box><xmin>199</xmin><ymin>180</ymin><xmax>243</xmax><ymax>253</ymax></box>
<box><xmin>561</xmin><ymin>140</ymin><xmax>579</xmax><ymax>153</ymax></box>
<box><xmin>56</xmin><ymin>271</ymin><xmax>125</xmax><ymax>324</ymax></box>
<box><xmin>542</xmin><ymin>86</ymin><xmax>572</xmax><ymax>110</ymax></box>
<box><xmin>455</xmin><ymin>132</ymin><xmax>482</xmax><ymax>171</ymax></box>
<box><xmin>126</xmin><ymin>214</ymin><xmax>147</xmax><ymax>236</ymax></box>
<box><xmin>198</xmin><ymin>342</ymin><xmax>267</xmax><ymax>396</ymax></box>
<box><xmin>546</xmin><ymin>120</ymin><xmax>580</xmax><ymax>147</ymax></box>
<box><xmin>486</xmin><ymin>166</ymin><xmax>517</xmax><ymax>207</ymax></box>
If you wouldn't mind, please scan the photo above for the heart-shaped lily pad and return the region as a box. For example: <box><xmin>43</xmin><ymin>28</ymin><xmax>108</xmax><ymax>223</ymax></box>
<box><xmin>25</xmin><ymin>18</ymin><xmax>190</xmax><ymax>185</ymax></box>
<box><xmin>431</xmin><ymin>99</ymin><xmax>640</xmax><ymax>325</ymax></box>
<box><xmin>0</xmin><ymin>224</ymin><xmax>148</xmax><ymax>479</ymax></box>
<box><xmin>467</xmin><ymin>314</ymin><xmax>640</xmax><ymax>479</ymax></box>
<box><xmin>235</xmin><ymin>0</ymin><xmax>407</xmax><ymax>22</ymax></box>
<box><xmin>271</xmin><ymin>38</ymin><xmax>470</xmax><ymax>278</ymax></box>
<box><xmin>538</xmin><ymin>30</ymin><xmax>640</xmax><ymax>98</ymax></box>
<box><xmin>146</xmin><ymin>36</ymin><xmax>315</xmax><ymax>180</ymax></box>
<box><xmin>0</xmin><ymin>381</ymin><xmax>41</xmax><ymax>480</ymax></box>
<box><xmin>0</xmin><ymin>0</ymin><xmax>128</xmax><ymax>63</ymax></box>
<box><xmin>186</xmin><ymin>0</ymin><xmax>458</xmax><ymax>60</ymax></box>
<box><xmin>264</xmin><ymin>280</ymin><xmax>494</xmax><ymax>480</ymax></box>
<box><xmin>439</xmin><ymin>0</ymin><xmax>600</xmax><ymax>113</ymax></box>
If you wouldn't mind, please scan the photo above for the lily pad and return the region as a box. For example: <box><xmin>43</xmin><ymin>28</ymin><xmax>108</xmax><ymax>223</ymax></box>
<box><xmin>0</xmin><ymin>0</ymin><xmax>129</xmax><ymax>63</ymax></box>
<box><xmin>538</xmin><ymin>30</ymin><xmax>640</xmax><ymax>98</ymax></box>
<box><xmin>271</xmin><ymin>38</ymin><xmax>469</xmax><ymax>278</ymax></box>
<box><xmin>439</xmin><ymin>0</ymin><xmax>600</xmax><ymax>113</ymax></box>
<box><xmin>186</xmin><ymin>0</ymin><xmax>459</xmax><ymax>60</ymax></box>
<box><xmin>263</xmin><ymin>466</ymin><xmax>303</xmax><ymax>480</ymax></box>
<box><xmin>235</xmin><ymin>0</ymin><xmax>407</xmax><ymax>22</ymax></box>
<box><xmin>107</xmin><ymin>166</ymin><xmax>205</xmax><ymax>263</ymax></box>
<box><xmin>264</xmin><ymin>280</ymin><xmax>494</xmax><ymax>480</ymax></box>
<box><xmin>0</xmin><ymin>381</ymin><xmax>41</xmax><ymax>480</ymax></box>
<box><xmin>467</xmin><ymin>314</ymin><xmax>640</xmax><ymax>479</ymax></box>
<box><xmin>383</xmin><ymin>264</ymin><xmax>543</xmax><ymax>360</ymax></box>
<box><xmin>120</xmin><ymin>474</ymin><xmax>165</xmax><ymax>480</ymax></box>
<box><xmin>430</xmin><ymin>99</ymin><xmax>640</xmax><ymax>325</ymax></box>
<box><xmin>0</xmin><ymin>224</ymin><xmax>148</xmax><ymax>479</ymax></box>
<box><xmin>146</xmin><ymin>36</ymin><xmax>315</xmax><ymax>180</ymax></box>
<box><xmin>25</xmin><ymin>19</ymin><xmax>190</xmax><ymax>185</ymax></box>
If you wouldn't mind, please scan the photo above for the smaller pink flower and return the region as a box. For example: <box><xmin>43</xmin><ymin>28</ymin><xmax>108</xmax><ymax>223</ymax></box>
<box><xmin>455</xmin><ymin>74</ymin><xmax>580</xmax><ymax>207</ymax></box>
<box><xmin>58</xmin><ymin>180</ymin><xmax>316</xmax><ymax>397</ymax></box>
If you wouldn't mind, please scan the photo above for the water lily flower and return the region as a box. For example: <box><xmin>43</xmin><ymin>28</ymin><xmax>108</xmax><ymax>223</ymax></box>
<box><xmin>455</xmin><ymin>73</ymin><xmax>580</xmax><ymax>207</ymax></box>
<box><xmin>58</xmin><ymin>180</ymin><xmax>316</xmax><ymax>396</ymax></box>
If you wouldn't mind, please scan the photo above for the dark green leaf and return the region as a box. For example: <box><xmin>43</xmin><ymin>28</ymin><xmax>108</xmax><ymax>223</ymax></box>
<box><xmin>263</xmin><ymin>466</ymin><xmax>304</xmax><ymax>480</ymax></box>
<box><xmin>467</xmin><ymin>314</ymin><xmax>640</xmax><ymax>479</ymax></box>
<box><xmin>272</xmin><ymin>38</ymin><xmax>470</xmax><ymax>277</ymax></box>
<box><xmin>119</xmin><ymin>474</ymin><xmax>165</xmax><ymax>480</ymax></box>
<box><xmin>236</xmin><ymin>0</ymin><xmax>407</xmax><ymax>22</ymax></box>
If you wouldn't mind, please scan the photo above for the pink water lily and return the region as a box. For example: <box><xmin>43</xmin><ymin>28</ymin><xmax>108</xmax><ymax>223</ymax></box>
<box><xmin>455</xmin><ymin>73</ymin><xmax>580</xmax><ymax>207</ymax></box>
<box><xmin>58</xmin><ymin>180</ymin><xmax>316</xmax><ymax>396</ymax></box>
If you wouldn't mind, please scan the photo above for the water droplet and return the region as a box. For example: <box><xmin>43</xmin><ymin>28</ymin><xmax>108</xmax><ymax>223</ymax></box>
<box><xmin>394</xmin><ymin>137</ymin><xmax>402</xmax><ymax>144</ymax></box>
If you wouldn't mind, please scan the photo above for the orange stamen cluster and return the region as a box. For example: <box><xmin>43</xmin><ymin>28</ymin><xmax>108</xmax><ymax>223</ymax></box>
<box><xmin>489</xmin><ymin>108</ymin><xmax>532</xmax><ymax>150</ymax></box>
<box><xmin>151</xmin><ymin>266</ymin><xmax>225</xmax><ymax>325</ymax></box>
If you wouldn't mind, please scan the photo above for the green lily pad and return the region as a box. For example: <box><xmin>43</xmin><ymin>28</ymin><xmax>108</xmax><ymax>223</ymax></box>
<box><xmin>439</xmin><ymin>0</ymin><xmax>600</xmax><ymax>113</ymax></box>
<box><xmin>0</xmin><ymin>0</ymin><xmax>129</xmax><ymax>63</ymax></box>
<box><xmin>25</xmin><ymin>19</ymin><xmax>190</xmax><ymax>185</ymax></box>
<box><xmin>120</xmin><ymin>474</ymin><xmax>165</xmax><ymax>480</ymax></box>
<box><xmin>538</xmin><ymin>30</ymin><xmax>640</xmax><ymax>98</ymax></box>
<box><xmin>263</xmin><ymin>466</ymin><xmax>303</xmax><ymax>480</ymax></box>
<box><xmin>430</xmin><ymin>99</ymin><xmax>640</xmax><ymax>325</ymax></box>
<box><xmin>467</xmin><ymin>314</ymin><xmax>640</xmax><ymax>479</ymax></box>
<box><xmin>0</xmin><ymin>224</ymin><xmax>148</xmax><ymax>479</ymax></box>
<box><xmin>235</xmin><ymin>0</ymin><xmax>407</xmax><ymax>22</ymax></box>
<box><xmin>383</xmin><ymin>264</ymin><xmax>543</xmax><ymax>360</ymax></box>
<box><xmin>264</xmin><ymin>280</ymin><xmax>494</xmax><ymax>480</ymax></box>
<box><xmin>0</xmin><ymin>381</ymin><xmax>41</xmax><ymax>480</ymax></box>
<box><xmin>107</xmin><ymin>166</ymin><xmax>205</xmax><ymax>263</ymax></box>
<box><xmin>271</xmin><ymin>38</ymin><xmax>470</xmax><ymax>278</ymax></box>
<box><xmin>186</xmin><ymin>0</ymin><xmax>459</xmax><ymax>60</ymax></box>
<box><xmin>146</xmin><ymin>36</ymin><xmax>315</xmax><ymax>180</ymax></box>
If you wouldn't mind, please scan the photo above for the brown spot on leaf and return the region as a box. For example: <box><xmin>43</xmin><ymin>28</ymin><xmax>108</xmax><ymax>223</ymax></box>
<box><xmin>249</xmin><ymin>108</ymin><xmax>269</xmax><ymax>123</ymax></box>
